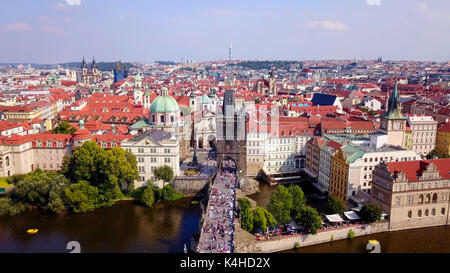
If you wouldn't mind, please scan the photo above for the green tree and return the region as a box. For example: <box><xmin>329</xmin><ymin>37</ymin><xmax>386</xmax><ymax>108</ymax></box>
<box><xmin>161</xmin><ymin>184</ymin><xmax>184</xmax><ymax>201</ymax></box>
<box><xmin>267</xmin><ymin>185</ymin><xmax>293</xmax><ymax>225</ymax></box>
<box><xmin>426</xmin><ymin>149</ymin><xmax>450</xmax><ymax>159</ymax></box>
<box><xmin>140</xmin><ymin>186</ymin><xmax>155</xmax><ymax>207</ymax></box>
<box><xmin>295</xmin><ymin>206</ymin><xmax>322</xmax><ymax>235</ymax></box>
<box><xmin>238</xmin><ymin>198</ymin><xmax>253</xmax><ymax>232</ymax></box>
<box><xmin>52</xmin><ymin>121</ymin><xmax>77</xmax><ymax>134</ymax></box>
<box><xmin>327</xmin><ymin>195</ymin><xmax>346</xmax><ymax>215</ymax></box>
<box><xmin>264</xmin><ymin>209</ymin><xmax>277</xmax><ymax>228</ymax></box>
<box><xmin>0</xmin><ymin>197</ymin><xmax>26</xmax><ymax>216</ymax></box>
<box><xmin>252</xmin><ymin>206</ymin><xmax>268</xmax><ymax>232</ymax></box>
<box><xmin>64</xmin><ymin>181</ymin><xmax>99</xmax><ymax>213</ymax></box>
<box><xmin>360</xmin><ymin>203</ymin><xmax>383</xmax><ymax>223</ymax></box>
<box><xmin>288</xmin><ymin>185</ymin><xmax>306</xmax><ymax>216</ymax></box>
<box><xmin>63</xmin><ymin>141</ymin><xmax>139</xmax><ymax>206</ymax></box>
<box><xmin>153</xmin><ymin>165</ymin><xmax>174</xmax><ymax>183</ymax></box>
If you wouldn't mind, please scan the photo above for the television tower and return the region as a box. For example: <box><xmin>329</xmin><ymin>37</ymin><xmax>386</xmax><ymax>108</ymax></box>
<box><xmin>229</xmin><ymin>41</ymin><xmax>232</xmax><ymax>61</ymax></box>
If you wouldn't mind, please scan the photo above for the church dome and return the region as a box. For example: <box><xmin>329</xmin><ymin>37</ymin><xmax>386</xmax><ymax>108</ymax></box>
<box><xmin>201</xmin><ymin>94</ymin><xmax>212</xmax><ymax>104</ymax></box>
<box><xmin>150</xmin><ymin>87</ymin><xmax>180</xmax><ymax>113</ymax></box>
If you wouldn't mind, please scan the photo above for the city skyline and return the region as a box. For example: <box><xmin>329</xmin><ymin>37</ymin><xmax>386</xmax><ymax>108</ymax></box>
<box><xmin>1</xmin><ymin>0</ymin><xmax>450</xmax><ymax>63</ymax></box>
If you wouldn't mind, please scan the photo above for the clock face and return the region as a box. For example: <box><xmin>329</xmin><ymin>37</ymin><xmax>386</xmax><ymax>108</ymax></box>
<box><xmin>393</xmin><ymin>122</ymin><xmax>400</xmax><ymax>130</ymax></box>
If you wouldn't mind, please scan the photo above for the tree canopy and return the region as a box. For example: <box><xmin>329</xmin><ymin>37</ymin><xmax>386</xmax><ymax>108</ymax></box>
<box><xmin>295</xmin><ymin>206</ymin><xmax>322</xmax><ymax>234</ymax></box>
<box><xmin>288</xmin><ymin>185</ymin><xmax>306</xmax><ymax>216</ymax></box>
<box><xmin>153</xmin><ymin>165</ymin><xmax>174</xmax><ymax>183</ymax></box>
<box><xmin>360</xmin><ymin>203</ymin><xmax>383</xmax><ymax>223</ymax></box>
<box><xmin>52</xmin><ymin>121</ymin><xmax>77</xmax><ymax>134</ymax></box>
<box><xmin>327</xmin><ymin>195</ymin><xmax>346</xmax><ymax>215</ymax></box>
<box><xmin>267</xmin><ymin>185</ymin><xmax>293</xmax><ymax>225</ymax></box>
<box><xmin>62</xmin><ymin>141</ymin><xmax>139</xmax><ymax>204</ymax></box>
<box><xmin>64</xmin><ymin>180</ymin><xmax>100</xmax><ymax>213</ymax></box>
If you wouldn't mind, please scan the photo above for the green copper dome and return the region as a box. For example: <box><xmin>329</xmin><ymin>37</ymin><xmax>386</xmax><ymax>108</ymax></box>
<box><xmin>201</xmin><ymin>94</ymin><xmax>212</xmax><ymax>104</ymax></box>
<box><xmin>150</xmin><ymin>89</ymin><xmax>180</xmax><ymax>113</ymax></box>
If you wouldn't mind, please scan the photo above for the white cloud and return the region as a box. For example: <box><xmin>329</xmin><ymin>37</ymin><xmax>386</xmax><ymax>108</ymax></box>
<box><xmin>4</xmin><ymin>22</ymin><xmax>33</xmax><ymax>32</ymax></box>
<box><xmin>417</xmin><ymin>2</ymin><xmax>450</xmax><ymax>21</ymax></box>
<box><xmin>66</xmin><ymin>0</ymin><xmax>81</xmax><ymax>6</ymax></box>
<box><xmin>305</xmin><ymin>20</ymin><xmax>349</xmax><ymax>31</ymax></box>
<box><xmin>366</xmin><ymin>0</ymin><xmax>381</xmax><ymax>6</ymax></box>
<box><xmin>39</xmin><ymin>25</ymin><xmax>64</xmax><ymax>34</ymax></box>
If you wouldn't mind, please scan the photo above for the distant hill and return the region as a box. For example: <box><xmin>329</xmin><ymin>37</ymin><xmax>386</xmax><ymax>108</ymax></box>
<box><xmin>155</xmin><ymin>61</ymin><xmax>178</xmax><ymax>66</ymax></box>
<box><xmin>227</xmin><ymin>60</ymin><xmax>302</xmax><ymax>70</ymax></box>
<box><xmin>58</xmin><ymin>62</ymin><xmax>136</xmax><ymax>71</ymax></box>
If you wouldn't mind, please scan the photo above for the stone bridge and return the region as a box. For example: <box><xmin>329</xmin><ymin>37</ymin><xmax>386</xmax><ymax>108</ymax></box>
<box><xmin>196</xmin><ymin>169</ymin><xmax>238</xmax><ymax>253</ymax></box>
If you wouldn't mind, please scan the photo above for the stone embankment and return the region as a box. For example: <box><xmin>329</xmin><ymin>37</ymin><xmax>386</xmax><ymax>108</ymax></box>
<box><xmin>234</xmin><ymin>222</ymin><xmax>389</xmax><ymax>253</ymax></box>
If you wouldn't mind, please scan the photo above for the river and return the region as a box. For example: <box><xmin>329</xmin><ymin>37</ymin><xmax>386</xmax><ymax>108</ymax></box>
<box><xmin>1</xmin><ymin>181</ymin><xmax>450</xmax><ymax>253</ymax></box>
<box><xmin>0</xmin><ymin>198</ymin><xmax>201</xmax><ymax>253</ymax></box>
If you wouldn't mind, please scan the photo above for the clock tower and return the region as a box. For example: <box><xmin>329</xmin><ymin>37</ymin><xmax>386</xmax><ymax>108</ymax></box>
<box><xmin>379</xmin><ymin>81</ymin><xmax>406</xmax><ymax>147</ymax></box>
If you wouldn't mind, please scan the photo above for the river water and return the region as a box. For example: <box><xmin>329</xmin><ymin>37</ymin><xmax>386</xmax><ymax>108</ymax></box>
<box><xmin>1</xmin><ymin>181</ymin><xmax>450</xmax><ymax>253</ymax></box>
<box><xmin>0</xmin><ymin>198</ymin><xmax>201</xmax><ymax>253</ymax></box>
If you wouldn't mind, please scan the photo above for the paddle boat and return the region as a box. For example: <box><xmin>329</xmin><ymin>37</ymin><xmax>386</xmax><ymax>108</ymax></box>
<box><xmin>27</xmin><ymin>229</ymin><xmax>38</xmax><ymax>234</ymax></box>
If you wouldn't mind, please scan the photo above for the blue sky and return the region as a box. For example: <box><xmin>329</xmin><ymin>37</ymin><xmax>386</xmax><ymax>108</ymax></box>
<box><xmin>1</xmin><ymin>0</ymin><xmax>449</xmax><ymax>63</ymax></box>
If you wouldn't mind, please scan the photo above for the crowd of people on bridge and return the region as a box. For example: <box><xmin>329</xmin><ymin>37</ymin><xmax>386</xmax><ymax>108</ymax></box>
<box><xmin>198</xmin><ymin>159</ymin><xmax>237</xmax><ymax>253</ymax></box>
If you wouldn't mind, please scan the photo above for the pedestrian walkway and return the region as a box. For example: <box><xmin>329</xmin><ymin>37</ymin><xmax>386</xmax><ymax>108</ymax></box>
<box><xmin>197</xmin><ymin>159</ymin><xmax>238</xmax><ymax>253</ymax></box>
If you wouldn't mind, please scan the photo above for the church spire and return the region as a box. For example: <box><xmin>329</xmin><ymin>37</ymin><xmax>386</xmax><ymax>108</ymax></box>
<box><xmin>81</xmin><ymin>57</ymin><xmax>87</xmax><ymax>68</ymax></box>
<box><xmin>381</xmin><ymin>80</ymin><xmax>405</xmax><ymax>120</ymax></box>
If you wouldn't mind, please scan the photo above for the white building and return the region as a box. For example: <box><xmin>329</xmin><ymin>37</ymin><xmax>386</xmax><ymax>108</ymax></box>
<box><xmin>407</xmin><ymin>115</ymin><xmax>437</xmax><ymax>157</ymax></box>
<box><xmin>121</xmin><ymin>128</ymin><xmax>180</xmax><ymax>187</ymax></box>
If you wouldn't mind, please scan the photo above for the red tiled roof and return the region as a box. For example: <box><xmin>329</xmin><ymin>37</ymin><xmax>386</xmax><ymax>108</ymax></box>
<box><xmin>387</xmin><ymin>159</ymin><xmax>450</xmax><ymax>182</ymax></box>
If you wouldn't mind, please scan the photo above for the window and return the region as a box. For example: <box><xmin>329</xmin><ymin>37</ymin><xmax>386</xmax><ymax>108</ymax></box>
<box><xmin>418</xmin><ymin>210</ymin><xmax>422</xmax><ymax>217</ymax></box>
<box><xmin>432</xmin><ymin>208</ymin><xmax>436</xmax><ymax>216</ymax></box>
<box><xmin>165</xmin><ymin>158</ymin><xmax>171</xmax><ymax>163</ymax></box>
<box><xmin>408</xmin><ymin>211</ymin><xmax>412</xmax><ymax>218</ymax></box>
<box><xmin>425</xmin><ymin>209</ymin><xmax>429</xmax><ymax>216</ymax></box>
<box><xmin>442</xmin><ymin>208</ymin><xmax>446</xmax><ymax>215</ymax></box>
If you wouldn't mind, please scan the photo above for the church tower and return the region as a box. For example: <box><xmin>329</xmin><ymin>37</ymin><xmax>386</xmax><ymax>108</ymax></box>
<box><xmin>216</xmin><ymin>90</ymin><xmax>247</xmax><ymax>178</ymax></box>
<box><xmin>379</xmin><ymin>81</ymin><xmax>406</xmax><ymax>147</ymax></box>
<box><xmin>268</xmin><ymin>67</ymin><xmax>277</xmax><ymax>95</ymax></box>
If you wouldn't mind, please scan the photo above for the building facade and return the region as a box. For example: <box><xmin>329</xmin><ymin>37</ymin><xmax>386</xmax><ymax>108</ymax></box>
<box><xmin>121</xmin><ymin>129</ymin><xmax>180</xmax><ymax>186</ymax></box>
<box><xmin>407</xmin><ymin>115</ymin><xmax>437</xmax><ymax>157</ymax></box>
<box><xmin>371</xmin><ymin>159</ymin><xmax>450</xmax><ymax>231</ymax></box>
<box><xmin>436</xmin><ymin>121</ymin><xmax>450</xmax><ymax>156</ymax></box>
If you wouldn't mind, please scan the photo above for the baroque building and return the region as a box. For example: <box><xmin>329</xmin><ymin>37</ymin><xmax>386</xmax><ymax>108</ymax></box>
<box><xmin>371</xmin><ymin>158</ymin><xmax>450</xmax><ymax>231</ymax></box>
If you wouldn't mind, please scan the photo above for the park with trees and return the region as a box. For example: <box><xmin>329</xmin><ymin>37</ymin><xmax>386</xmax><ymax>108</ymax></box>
<box><xmin>0</xmin><ymin>141</ymin><xmax>184</xmax><ymax>216</ymax></box>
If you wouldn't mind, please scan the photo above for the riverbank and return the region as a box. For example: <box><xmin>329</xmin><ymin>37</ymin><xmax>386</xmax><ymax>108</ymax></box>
<box><xmin>235</xmin><ymin>221</ymin><xmax>389</xmax><ymax>253</ymax></box>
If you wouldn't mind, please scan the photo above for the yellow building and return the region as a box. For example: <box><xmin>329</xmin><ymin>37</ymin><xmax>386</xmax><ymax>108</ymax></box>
<box><xmin>329</xmin><ymin>145</ymin><xmax>364</xmax><ymax>202</ymax></box>
<box><xmin>329</xmin><ymin>149</ymin><xmax>349</xmax><ymax>202</ymax></box>
<box><xmin>404</xmin><ymin>126</ymin><xmax>412</xmax><ymax>150</ymax></box>
<box><xmin>436</xmin><ymin>121</ymin><xmax>450</xmax><ymax>156</ymax></box>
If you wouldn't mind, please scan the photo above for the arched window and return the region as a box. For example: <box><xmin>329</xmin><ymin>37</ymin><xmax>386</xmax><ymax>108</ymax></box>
<box><xmin>442</xmin><ymin>208</ymin><xmax>446</xmax><ymax>215</ymax></box>
<box><xmin>432</xmin><ymin>193</ymin><xmax>438</xmax><ymax>203</ymax></box>
<box><xmin>419</xmin><ymin>194</ymin><xmax>424</xmax><ymax>203</ymax></box>
<box><xmin>425</xmin><ymin>209</ymin><xmax>429</xmax><ymax>216</ymax></box>
<box><xmin>432</xmin><ymin>208</ymin><xmax>436</xmax><ymax>216</ymax></box>
<box><xmin>418</xmin><ymin>210</ymin><xmax>422</xmax><ymax>217</ymax></box>
<box><xmin>5</xmin><ymin>156</ymin><xmax>10</xmax><ymax>167</ymax></box>
<box><xmin>425</xmin><ymin>194</ymin><xmax>431</xmax><ymax>203</ymax></box>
